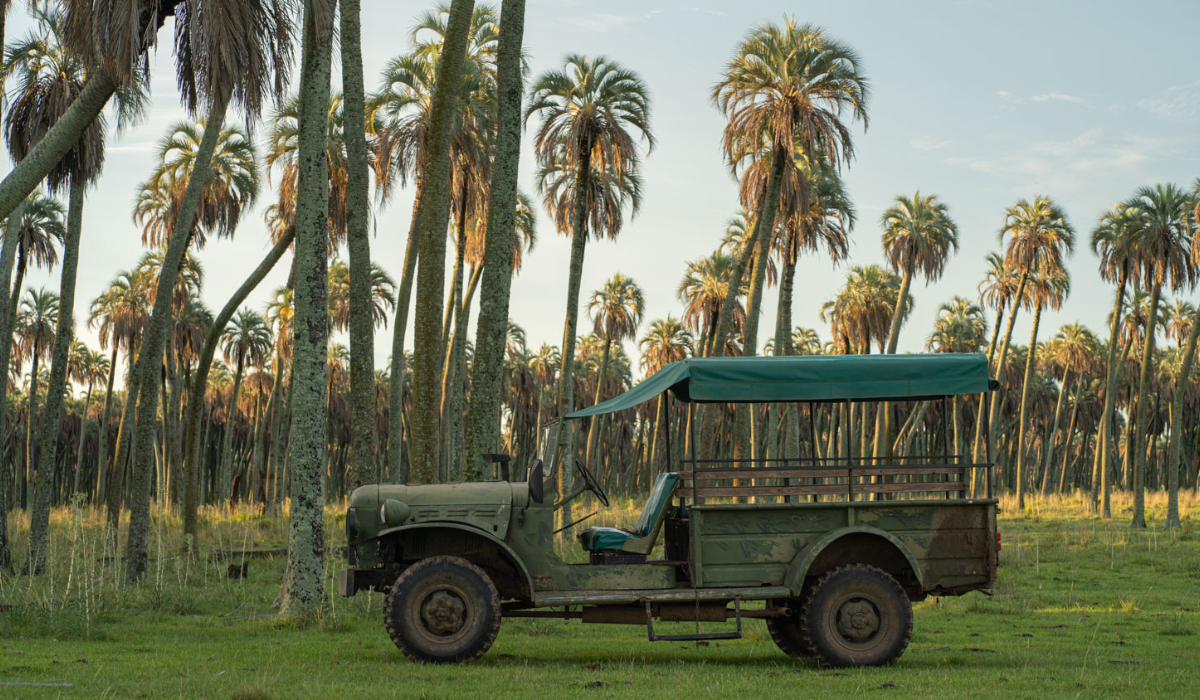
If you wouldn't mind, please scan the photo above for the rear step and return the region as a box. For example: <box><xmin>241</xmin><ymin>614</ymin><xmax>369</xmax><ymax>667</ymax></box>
<box><xmin>645</xmin><ymin>599</ymin><xmax>743</xmax><ymax>642</ymax></box>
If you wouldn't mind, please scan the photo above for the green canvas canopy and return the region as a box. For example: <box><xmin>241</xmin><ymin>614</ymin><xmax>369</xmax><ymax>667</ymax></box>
<box><xmin>566</xmin><ymin>353</ymin><xmax>997</xmax><ymax>419</ymax></box>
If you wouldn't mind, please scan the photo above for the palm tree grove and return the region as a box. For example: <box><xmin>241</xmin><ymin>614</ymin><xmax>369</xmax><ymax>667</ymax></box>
<box><xmin>1</xmin><ymin>1</ymin><xmax>1198</xmax><ymax>694</ymax></box>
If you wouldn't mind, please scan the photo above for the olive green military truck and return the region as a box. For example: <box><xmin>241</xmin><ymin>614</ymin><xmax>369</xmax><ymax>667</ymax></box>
<box><xmin>341</xmin><ymin>354</ymin><xmax>1000</xmax><ymax>667</ymax></box>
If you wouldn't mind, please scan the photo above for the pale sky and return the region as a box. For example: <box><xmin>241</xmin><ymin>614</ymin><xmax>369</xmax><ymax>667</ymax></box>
<box><xmin>7</xmin><ymin>1</ymin><xmax>1200</xmax><ymax>390</ymax></box>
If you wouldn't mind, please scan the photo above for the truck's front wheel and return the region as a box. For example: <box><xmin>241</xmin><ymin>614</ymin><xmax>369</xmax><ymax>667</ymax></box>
<box><xmin>800</xmin><ymin>564</ymin><xmax>912</xmax><ymax>667</ymax></box>
<box><xmin>384</xmin><ymin>556</ymin><xmax>501</xmax><ymax>663</ymax></box>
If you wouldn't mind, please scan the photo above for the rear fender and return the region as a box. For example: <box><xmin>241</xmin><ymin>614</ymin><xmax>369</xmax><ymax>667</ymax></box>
<box><xmin>374</xmin><ymin>522</ymin><xmax>533</xmax><ymax>598</ymax></box>
<box><xmin>784</xmin><ymin>526</ymin><xmax>924</xmax><ymax>595</ymax></box>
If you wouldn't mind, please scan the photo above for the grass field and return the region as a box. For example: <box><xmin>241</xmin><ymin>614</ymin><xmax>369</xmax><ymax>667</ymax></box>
<box><xmin>2</xmin><ymin>492</ymin><xmax>1199</xmax><ymax>698</ymax></box>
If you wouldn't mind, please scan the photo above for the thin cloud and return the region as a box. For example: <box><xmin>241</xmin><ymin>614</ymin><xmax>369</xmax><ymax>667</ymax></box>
<box><xmin>910</xmin><ymin>136</ymin><xmax>952</xmax><ymax>152</ymax></box>
<box><xmin>998</xmin><ymin>90</ymin><xmax>1084</xmax><ymax>105</ymax></box>
<box><xmin>1136</xmin><ymin>79</ymin><xmax>1200</xmax><ymax>122</ymax></box>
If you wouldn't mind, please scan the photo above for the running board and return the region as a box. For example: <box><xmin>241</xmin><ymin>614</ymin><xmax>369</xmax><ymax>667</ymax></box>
<box><xmin>646</xmin><ymin>599</ymin><xmax>743</xmax><ymax>642</ymax></box>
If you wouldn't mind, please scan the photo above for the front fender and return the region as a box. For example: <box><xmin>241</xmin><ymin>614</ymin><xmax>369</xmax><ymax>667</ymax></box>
<box><xmin>373</xmin><ymin>522</ymin><xmax>534</xmax><ymax>598</ymax></box>
<box><xmin>783</xmin><ymin>526</ymin><xmax>924</xmax><ymax>595</ymax></box>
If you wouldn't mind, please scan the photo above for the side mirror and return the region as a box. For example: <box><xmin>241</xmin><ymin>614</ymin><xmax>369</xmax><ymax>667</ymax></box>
<box><xmin>527</xmin><ymin>460</ymin><xmax>544</xmax><ymax>504</ymax></box>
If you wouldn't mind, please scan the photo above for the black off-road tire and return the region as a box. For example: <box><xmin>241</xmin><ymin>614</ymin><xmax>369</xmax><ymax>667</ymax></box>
<box><xmin>384</xmin><ymin>556</ymin><xmax>501</xmax><ymax>664</ymax></box>
<box><xmin>800</xmin><ymin>564</ymin><xmax>913</xmax><ymax>668</ymax></box>
<box><xmin>766</xmin><ymin>593</ymin><xmax>815</xmax><ymax>657</ymax></box>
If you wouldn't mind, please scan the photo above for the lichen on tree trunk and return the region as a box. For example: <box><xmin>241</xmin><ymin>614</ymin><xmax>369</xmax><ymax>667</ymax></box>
<box><xmin>463</xmin><ymin>0</ymin><xmax>527</xmax><ymax>483</ymax></box>
<box><xmin>281</xmin><ymin>0</ymin><xmax>336</xmax><ymax>617</ymax></box>
<box><xmin>27</xmin><ymin>176</ymin><xmax>85</xmax><ymax>573</ymax></box>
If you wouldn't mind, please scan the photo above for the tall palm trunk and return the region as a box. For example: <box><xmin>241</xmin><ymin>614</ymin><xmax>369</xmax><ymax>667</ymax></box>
<box><xmin>281</xmin><ymin>0</ymin><xmax>337</xmax><ymax>616</ymax></box>
<box><xmin>1130</xmin><ymin>281</ymin><xmax>1161</xmax><ymax>529</ymax></box>
<box><xmin>1096</xmin><ymin>269</ymin><xmax>1128</xmax><ymax>517</ymax></box>
<box><xmin>775</xmin><ymin>233</ymin><xmax>800</xmax><ymax>460</ymax></box>
<box><xmin>387</xmin><ymin>185</ymin><xmax>422</xmax><ymax>482</ymax></box>
<box><xmin>552</xmin><ymin>144</ymin><xmax>593</xmax><ymax>507</ymax></box>
<box><xmin>106</xmin><ymin>337</ymin><xmax>140</xmax><ymax>530</ymax></box>
<box><xmin>1164</xmin><ymin>309</ymin><xmax>1198</xmax><ymax>527</ymax></box>
<box><xmin>73</xmin><ymin>380</ymin><xmax>96</xmax><ymax>495</ymax></box>
<box><xmin>1040</xmin><ymin>370</ymin><xmax>1071</xmax><ymax>496</ymax></box>
<box><xmin>987</xmin><ymin>271</ymin><xmax>1029</xmax><ymax>492</ymax></box>
<box><xmin>95</xmin><ymin>344</ymin><xmax>118</xmax><ymax>501</ymax></box>
<box><xmin>463</xmin><ymin>0</ymin><xmax>526</xmax><ymax>483</ymax></box>
<box><xmin>27</xmin><ymin>175</ymin><xmax>84</xmax><ymax>573</ymax></box>
<box><xmin>409</xmin><ymin>0</ymin><xmax>475</xmax><ymax>486</ymax></box>
<box><xmin>732</xmin><ymin>149</ymin><xmax>786</xmax><ymax>465</ymax></box>
<box><xmin>342</xmin><ymin>0</ymin><xmax>375</xmax><ymax>491</ymax></box>
<box><xmin>0</xmin><ymin>201</ymin><xmax>28</xmax><ymax>570</ymax></box>
<box><xmin>438</xmin><ymin>191</ymin><xmax>469</xmax><ymax>482</ymax></box>
<box><xmin>584</xmin><ymin>335</ymin><xmax>614</xmax><ymax>470</ymax></box>
<box><xmin>222</xmin><ymin>355</ymin><xmax>246</xmax><ymax>501</ymax></box>
<box><xmin>884</xmin><ymin>267</ymin><xmax>913</xmax><ymax>354</ymax></box>
<box><xmin>1058</xmin><ymin>380</ymin><xmax>1082</xmax><ymax>493</ymax></box>
<box><xmin>24</xmin><ymin>341</ymin><xmax>41</xmax><ymax>508</ymax></box>
<box><xmin>972</xmin><ymin>304</ymin><xmax>1005</xmax><ymax>464</ymax></box>
<box><xmin>125</xmin><ymin>102</ymin><xmax>228</xmax><ymax>582</ymax></box>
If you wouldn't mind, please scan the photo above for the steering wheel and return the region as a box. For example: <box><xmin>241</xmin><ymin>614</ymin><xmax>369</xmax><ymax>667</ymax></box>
<box><xmin>574</xmin><ymin>459</ymin><xmax>610</xmax><ymax>507</ymax></box>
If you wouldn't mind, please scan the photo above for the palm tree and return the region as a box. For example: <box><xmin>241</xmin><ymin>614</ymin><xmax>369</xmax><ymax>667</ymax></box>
<box><xmin>638</xmin><ymin>317</ymin><xmax>693</xmax><ymax>471</ymax></box>
<box><xmin>584</xmin><ymin>274</ymin><xmax>645</xmax><ymax>470</ymax></box>
<box><xmin>1120</xmin><ymin>184</ymin><xmax>1196</xmax><ymax>528</ymax></box>
<box><xmin>525</xmin><ymin>54</ymin><xmax>654</xmax><ymax>483</ymax></box>
<box><xmin>709</xmin><ymin>19</ymin><xmax>868</xmax><ymax>369</ymax></box>
<box><xmin>217</xmin><ymin>309</ymin><xmax>272</xmax><ymax>502</ymax></box>
<box><xmin>988</xmin><ymin>195</ymin><xmax>1075</xmax><ymax>505</ymax></box>
<box><xmin>134</xmin><ymin>121</ymin><xmax>258</xmax><ymax>250</ymax></box>
<box><xmin>820</xmin><ymin>265</ymin><xmax>910</xmax><ymax>355</ymax></box>
<box><xmin>1039</xmin><ymin>323</ymin><xmax>1099</xmax><ymax>495</ymax></box>
<box><xmin>87</xmin><ymin>270</ymin><xmax>148</xmax><ymax>503</ymax></box>
<box><xmin>792</xmin><ymin>327</ymin><xmax>822</xmax><ymax>355</ymax></box>
<box><xmin>68</xmin><ymin>341</ymin><xmax>109</xmax><ymax>496</ymax></box>
<box><xmin>880</xmin><ymin>192</ymin><xmax>958</xmax><ymax>353</ymax></box>
<box><xmin>1090</xmin><ymin>203</ymin><xmax>1143</xmax><ymax>515</ymax></box>
<box><xmin>327</xmin><ymin>260</ymin><xmax>397</xmax><ymax>331</ymax></box>
<box><xmin>15</xmin><ymin>286</ymin><xmax>58</xmax><ymax>508</ymax></box>
<box><xmin>679</xmin><ymin>252</ymin><xmax>746</xmax><ymax>358</ymax></box>
<box><xmin>927</xmin><ymin>297</ymin><xmax>987</xmax><ymax>353</ymax></box>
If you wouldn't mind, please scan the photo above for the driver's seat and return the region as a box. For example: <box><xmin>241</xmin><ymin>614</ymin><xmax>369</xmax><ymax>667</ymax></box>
<box><xmin>578</xmin><ymin>472</ymin><xmax>679</xmax><ymax>555</ymax></box>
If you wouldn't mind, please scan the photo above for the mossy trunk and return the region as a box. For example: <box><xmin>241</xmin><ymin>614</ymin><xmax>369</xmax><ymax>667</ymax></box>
<box><xmin>124</xmin><ymin>103</ymin><xmax>227</xmax><ymax>582</ymax></box>
<box><xmin>462</xmin><ymin>0</ymin><xmax>526</xmax><ymax>483</ymax></box>
<box><xmin>409</xmin><ymin>0</ymin><xmax>475</xmax><ymax>485</ymax></box>
<box><xmin>27</xmin><ymin>176</ymin><xmax>84</xmax><ymax>572</ymax></box>
<box><xmin>281</xmin><ymin>0</ymin><xmax>337</xmax><ymax>617</ymax></box>
<box><xmin>94</xmin><ymin>344</ymin><xmax>118</xmax><ymax>502</ymax></box>
<box><xmin>0</xmin><ymin>200</ymin><xmax>28</xmax><ymax>569</ymax></box>
<box><xmin>1130</xmin><ymin>281</ymin><xmax>1160</xmax><ymax>529</ymax></box>
<box><xmin>387</xmin><ymin>186</ymin><xmax>422</xmax><ymax>483</ymax></box>
<box><xmin>341</xmin><ymin>0</ymin><xmax>375</xmax><ymax>491</ymax></box>
<box><xmin>0</xmin><ymin>73</ymin><xmax>115</xmax><ymax>222</ymax></box>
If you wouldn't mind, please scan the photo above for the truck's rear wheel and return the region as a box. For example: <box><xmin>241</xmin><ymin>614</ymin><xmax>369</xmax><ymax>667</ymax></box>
<box><xmin>384</xmin><ymin>556</ymin><xmax>501</xmax><ymax>663</ymax></box>
<box><xmin>800</xmin><ymin>564</ymin><xmax>912</xmax><ymax>667</ymax></box>
<box><xmin>766</xmin><ymin>594</ymin><xmax>814</xmax><ymax>657</ymax></box>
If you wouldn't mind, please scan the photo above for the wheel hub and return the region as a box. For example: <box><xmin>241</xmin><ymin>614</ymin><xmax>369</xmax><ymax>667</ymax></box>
<box><xmin>420</xmin><ymin>590</ymin><xmax>467</xmax><ymax>636</ymax></box>
<box><xmin>836</xmin><ymin>598</ymin><xmax>880</xmax><ymax>643</ymax></box>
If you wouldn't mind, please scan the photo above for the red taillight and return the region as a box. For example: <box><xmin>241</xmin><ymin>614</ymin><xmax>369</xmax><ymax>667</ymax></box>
<box><xmin>996</xmin><ymin>532</ymin><xmax>1002</xmax><ymax>552</ymax></box>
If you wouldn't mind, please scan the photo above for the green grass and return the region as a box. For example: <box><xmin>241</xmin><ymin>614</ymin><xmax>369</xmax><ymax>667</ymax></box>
<box><xmin>2</xmin><ymin>492</ymin><xmax>1200</xmax><ymax>698</ymax></box>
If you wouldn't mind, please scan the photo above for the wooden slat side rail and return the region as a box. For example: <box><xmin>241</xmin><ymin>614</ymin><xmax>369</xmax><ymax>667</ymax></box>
<box><xmin>681</xmin><ymin>482</ymin><xmax>966</xmax><ymax>500</ymax></box>
<box><xmin>678</xmin><ymin>466</ymin><xmax>965</xmax><ymax>481</ymax></box>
